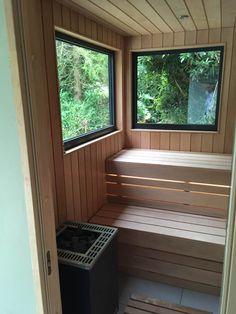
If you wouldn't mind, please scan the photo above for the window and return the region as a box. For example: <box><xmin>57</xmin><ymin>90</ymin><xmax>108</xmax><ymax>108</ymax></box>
<box><xmin>55</xmin><ymin>32</ymin><xmax>115</xmax><ymax>150</ymax></box>
<box><xmin>132</xmin><ymin>46</ymin><xmax>224</xmax><ymax>131</ymax></box>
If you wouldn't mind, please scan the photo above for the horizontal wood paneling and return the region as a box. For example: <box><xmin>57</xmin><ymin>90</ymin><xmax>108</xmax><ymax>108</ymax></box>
<box><xmin>126</xmin><ymin>27</ymin><xmax>236</xmax><ymax>154</ymax></box>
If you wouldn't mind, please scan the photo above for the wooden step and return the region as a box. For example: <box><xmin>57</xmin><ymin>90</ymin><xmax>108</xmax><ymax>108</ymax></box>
<box><xmin>125</xmin><ymin>294</ymin><xmax>212</xmax><ymax>314</ymax></box>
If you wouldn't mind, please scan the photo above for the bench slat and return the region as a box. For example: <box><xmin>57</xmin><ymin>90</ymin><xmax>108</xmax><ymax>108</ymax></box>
<box><xmin>101</xmin><ymin>203</ymin><xmax>226</xmax><ymax>228</ymax></box>
<box><xmin>96</xmin><ymin>209</ymin><xmax>225</xmax><ymax>236</ymax></box>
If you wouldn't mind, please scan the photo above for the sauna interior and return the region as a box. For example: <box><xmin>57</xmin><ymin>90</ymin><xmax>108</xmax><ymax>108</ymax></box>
<box><xmin>4</xmin><ymin>0</ymin><xmax>236</xmax><ymax>313</ymax></box>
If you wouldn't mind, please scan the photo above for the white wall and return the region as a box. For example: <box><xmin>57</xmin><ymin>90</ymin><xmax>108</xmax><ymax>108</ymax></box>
<box><xmin>0</xmin><ymin>1</ymin><xmax>37</xmax><ymax>313</ymax></box>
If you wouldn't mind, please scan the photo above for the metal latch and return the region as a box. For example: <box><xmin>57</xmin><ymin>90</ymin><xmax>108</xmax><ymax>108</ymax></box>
<box><xmin>47</xmin><ymin>250</ymin><xmax>52</xmax><ymax>275</ymax></box>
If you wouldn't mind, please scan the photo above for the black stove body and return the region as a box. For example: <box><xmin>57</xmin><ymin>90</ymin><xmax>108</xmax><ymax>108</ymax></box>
<box><xmin>57</xmin><ymin>222</ymin><xmax>118</xmax><ymax>314</ymax></box>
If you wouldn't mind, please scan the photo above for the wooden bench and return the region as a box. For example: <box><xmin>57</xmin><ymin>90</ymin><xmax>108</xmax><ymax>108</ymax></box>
<box><xmin>90</xmin><ymin>149</ymin><xmax>232</xmax><ymax>294</ymax></box>
<box><xmin>125</xmin><ymin>294</ymin><xmax>212</xmax><ymax>314</ymax></box>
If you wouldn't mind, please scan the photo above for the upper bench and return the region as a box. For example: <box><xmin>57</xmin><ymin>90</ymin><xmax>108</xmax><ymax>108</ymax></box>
<box><xmin>106</xmin><ymin>149</ymin><xmax>232</xmax><ymax>218</ymax></box>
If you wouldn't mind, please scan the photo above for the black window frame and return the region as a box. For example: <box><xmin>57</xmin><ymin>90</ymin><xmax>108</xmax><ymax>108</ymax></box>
<box><xmin>55</xmin><ymin>31</ymin><xmax>116</xmax><ymax>151</ymax></box>
<box><xmin>132</xmin><ymin>45</ymin><xmax>224</xmax><ymax>131</ymax></box>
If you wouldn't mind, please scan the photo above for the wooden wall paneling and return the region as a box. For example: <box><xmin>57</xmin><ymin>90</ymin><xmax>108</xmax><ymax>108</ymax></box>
<box><xmin>102</xmin><ymin>26</ymin><xmax>108</xmax><ymax>44</ymax></box>
<box><xmin>64</xmin><ymin>154</ymin><xmax>75</xmax><ymax>220</ymax></box>
<box><xmin>71</xmin><ymin>152</ymin><xmax>82</xmax><ymax>221</ymax></box>
<box><xmin>70</xmin><ymin>9</ymin><xmax>78</xmax><ymax>33</ymax></box>
<box><xmin>131</xmin><ymin>35</ymin><xmax>142</xmax><ymax>49</ymax></box>
<box><xmin>152</xmin><ymin>33</ymin><xmax>163</xmax><ymax>47</ymax></box>
<box><xmin>78</xmin><ymin>148</ymin><xmax>87</xmax><ymax>221</ymax></box>
<box><xmin>78</xmin><ymin>14</ymin><xmax>86</xmax><ymax>35</ymax></box>
<box><xmin>105</xmin><ymin>136</ymin><xmax>112</xmax><ymax>158</ymax></box>
<box><xmin>201</xmin><ymin>134</ymin><xmax>214</xmax><ymax>153</ymax></box>
<box><xmin>174</xmin><ymin>32</ymin><xmax>185</xmax><ymax>46</ymax></box>
<box><xmin>91</xmin><ymin>21</ymin><xmax>97</xmax><ymax>41</ymax></box>
<box><xmin>224</xmin><ymin>27</ymin><xmax>236</xmax><ymax>153</ymax></box>
<box><xmin>160</xmin><ymin>133</ymin><xmax>170</xmax><ymax>150</ymax></box>
<box><xmin>197</xmin><ymin>29</ymin><xmax>214</xmax><ymax>152</ymax></box>
<box><xmin>42</xmin><ymin>0</ymin><xmax>66</xmax><ymax>224</ymax></box>
<box><xmin>91</xmin><ymin>144</ymin><xmax>98</xmax><ymax>215</ymax></box>
<box><xmin>84</xmin><ymin>18</ymin><xmax>92</xmax><ymax>38</ymax></box>
<box><xmin>150</xmin><ymin>133</ymin><xmax>160</xmax><ymax>149</ymax></box>
<box><xmin>125</xmin><ymin>37</ymin><xmax>132</xmax><ymax>147</ymax></box>
<box><xmin>102</xmin><ymin>139</ymin><xmax>108</xmax><ymax>203</ymax></box>
<box><xmin>185</xmin><ymin>30</ymin><xmax>197</xmax><ymax>45</ymax></box>
<box><xmin>170</xmin><ymin>133</ymin><xmax>180</xmax><ymax>151</ymax></box>
<box><xmin>213</xmin><ymin>27</ymin><xmax>234</xmax><ymax>153</ymax></box>
<box><xmin>96</xmin><ymin>141</ymin><xmax>104</xmax><ymax>209</ymax></box>
<box><xmin>61</xmin><ymin>4</ymin><xmax>70</xmax><ymax>30</ymax></box>
<box><xmin>141</xmin><ymin>35</ymin><xmax>152</xmax><ymax>49</ymax></box>
<box><xmin>53</xmin><ymin>1</ymin><xmax>62</xmax><ymax>27</ymax></box>
<box><xmin>97</xmin><ymin>24</ymin><xmax>103</xmax><ymax>42</ymax></box>
<box><xmin>84</xmin><ymin>146</ymin><xmax>93</xmax><ymax>219</ymax></box>
<box><xmin>180</xmin><ymin>133</ymin><xmax>191</xmax><ymax>151</ymax></box>
<box><xmin>209</xmin><ymin>28</ymin><xmax>221</xmax><ymax>43</ymax></box>
<box><xmin>131</xmin><ymin>131</ymin><xmax>141</xmax><ymax>148</ymax></box>
<box><xmin>163</xmin><ymin>32</ymin><xmax>174</xmax><ymax>47</ymax></box>
<box><xmin>190</xmin><ymin>134</ymin><xmax>202</xmax><ymax>152</ymax></box>
<box><xmin>140</xmin><ymin>132</ymin><xmax>150</xmax><ymax>149</ymax></box>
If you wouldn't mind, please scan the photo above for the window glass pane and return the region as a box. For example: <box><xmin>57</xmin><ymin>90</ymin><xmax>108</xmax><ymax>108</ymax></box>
<box><xmin>56</xmin><ymin>38</ymin><xmax>113</xmax><ymax>142</ymax></box>
<box><xmin>135</xmin><ymin>47</ymin><xmax>223</xmax><ymax>130</ymax></box>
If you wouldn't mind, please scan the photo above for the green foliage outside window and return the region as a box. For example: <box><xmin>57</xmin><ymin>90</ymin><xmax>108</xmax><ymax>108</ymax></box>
<box><xmin>56</xmin><ymin>38</ymin><xmax>112</xmax><ymax>141</ymax></box>
<box><xmin>135</xmin><ymin>48</ymin><xmax>223</xmax><ymax>128</ymax></box>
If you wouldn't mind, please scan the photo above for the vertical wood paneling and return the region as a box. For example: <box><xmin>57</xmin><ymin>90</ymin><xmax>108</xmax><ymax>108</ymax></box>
<box><xmin>224</xmin><ymin>27</ymin><xmax>236</xmax><ymax>153</ymax></box>
<box><xmin>71</xmin><ymin>152</ymin><xmax>81</xmax><ymax>220</ymax></box>
<box><xmin>174</xmin><ymin>32</ymin><xmax>185</xmax><ymax>46</ymax></box>
<box><xmin>191</xmin><ymin>134</ymin><xmax>202</xmax><ymax>152</ymax></box>
<box><xmin>90</xmin><ymin>143</ymin><xmax>98</xmax><ymax>214</ymax></box>
<box><xmin>78</xmin><ymin>14</ymin><xmax>85</xmax><ymax>35</ymax></box>
<box><xmin>70</xmin><ymin>10</ymin><xmax>78</xmax><ymax>33</ymax></box>
<box><xmin>78</xmin><ymin>149</ymin><xmax>87</xmax><ymax>221</ymax></box>
<box><xmin>141</xmin><ymin>132</ymin><xmax>150</xmax><ymax>148</ymax></box>
<box><xmin>150</xmin><ymin>133</ymin><xmax>160</xmax><ymax>149</ymax></box>
<box><xmin>64</xmin><ymin>155</ymin><xmax>74</xmax><ymax>220</ymax></box>
<box><xmin>213</xmin><ymin>28</ymin><xmax>234</xmax><ymax>152</ymax></box>
<box><xmin>170</xmin><ymin>133</ymin><xmax>180</xmax><ymax>151</ymax></box>
<box><xmin>53</xmin><ymin>1</ymin><xmax>62</xmax><ymax>27</ymax></box>
<box><xmin>61</xmin><ymin>5</ymin><xmax>70</xmax><ymax>29</ymax></box>
<box><xmin>201</xmin><ymin>134</ymin><xmax>214</xmax><ymax>153</ymax></box>
<box><xmin>180</xmin><ymin>133</ymin><xmax>191</xmax><ymax>151</ymax></box>
<box><xmin>131</xmin><ymin>131</ymin><xmax>141</xmax><ymax>148</ymax></box>
<box><xmin>84</xmin><ymin>146</ymin><xmax>93</xmax><ymax>218</ymax></box>
<box><xmin>127</xmin><ymin>26</ymin><xmax>236</xmax><ymax>154</ymax></box>
<box><xmin>50</xmin><ymin>1</ymin><xmax>125</xmax><ymax>223</ymax></box>
<box><xmin>96</xmin><ymin>141</ymin><xmax>104</xmax><ymax>208</ymax></box>
<box><xmin>160</xmin><ymin>133</ymin><xmax>170</xmax><ymax>150</ymax></box>
<box><xmin>141</xmin><ymin>35</ymin><xmax>152</xmax><ymax>48</ymax></box>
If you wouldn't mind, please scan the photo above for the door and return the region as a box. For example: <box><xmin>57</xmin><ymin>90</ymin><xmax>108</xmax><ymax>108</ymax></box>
<box><xmin>221</xmin><ymin>125</ymin><xmax>236</xmax><ymax>314</ymax></box>
<box><xmin>5</xmin><ymin>0</ymin><xmax>62</xmax><ymax>312</ymax></box>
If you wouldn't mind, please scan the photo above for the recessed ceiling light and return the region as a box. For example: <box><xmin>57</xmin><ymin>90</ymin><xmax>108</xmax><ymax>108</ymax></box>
<box><xmin>179</xmin><ymin>14</ymin><xmax>189</xmax><ymax>20</ymax></box>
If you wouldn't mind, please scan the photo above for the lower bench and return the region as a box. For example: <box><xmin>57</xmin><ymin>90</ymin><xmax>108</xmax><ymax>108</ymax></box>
<box><xmin>90</xmin><ymin>203</ymin><xmax>226</xmax><ymax>295</ymax></box>
<box><xmin>125</xmin><ymin>294</ymin><xmax>212</xmax><ymax>314</ymax></box>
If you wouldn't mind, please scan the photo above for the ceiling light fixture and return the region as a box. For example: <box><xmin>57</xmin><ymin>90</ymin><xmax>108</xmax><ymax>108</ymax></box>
<box><xmin>179</xmin><ymin>14</ymin><xmax>189</xmax><ymax>20</ymax></box>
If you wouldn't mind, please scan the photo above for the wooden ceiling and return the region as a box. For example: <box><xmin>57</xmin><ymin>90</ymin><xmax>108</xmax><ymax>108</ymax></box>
<box><xmin>71</xmin><ymin>0</ymin><xmax>236</xmax><ymax>35</ymax></box>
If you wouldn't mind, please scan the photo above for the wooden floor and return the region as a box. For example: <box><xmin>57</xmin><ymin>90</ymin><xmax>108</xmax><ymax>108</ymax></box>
<box><xmin>125</xmin><ymin>294</ymin><xmax>212</xmax><ymax>314</ymax></box>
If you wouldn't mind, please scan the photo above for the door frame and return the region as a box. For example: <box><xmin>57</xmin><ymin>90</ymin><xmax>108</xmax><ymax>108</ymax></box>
<box><xmin>5</xmin><ymin>0</ymin><xmax>62</xmax><ymax>313</ymax></box>
<box><xmin>6</xmin><ymin>0</ymin><xmax>236</xmax><ymax>313</ymax></box>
